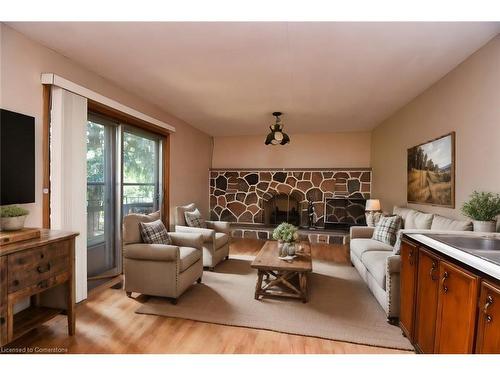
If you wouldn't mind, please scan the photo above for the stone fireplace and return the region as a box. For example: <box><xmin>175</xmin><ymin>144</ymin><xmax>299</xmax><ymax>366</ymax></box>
<box><xmin>209</xmin><ymin>168</ymin><xmax>371</xmax><ymax>229</ymax></box>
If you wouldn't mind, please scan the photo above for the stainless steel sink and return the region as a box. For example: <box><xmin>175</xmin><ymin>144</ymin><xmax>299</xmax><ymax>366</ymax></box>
<box><xmin>426</xmin><ymin>234</ymin><xmax>500</xmax><ymax>266</ymax></box>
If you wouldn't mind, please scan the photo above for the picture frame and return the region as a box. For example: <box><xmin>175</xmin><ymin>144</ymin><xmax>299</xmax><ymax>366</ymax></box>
<box><xmin>407</xmin><ymin>132</ymin><xmax>455</xmax><ymax>208</ymax></box>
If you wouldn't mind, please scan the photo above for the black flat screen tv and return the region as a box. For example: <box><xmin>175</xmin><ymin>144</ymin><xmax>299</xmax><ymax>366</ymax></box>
<box><xmin>0</xmin><ymin>109</ymin><xmax>36</xmax><ymax>205</ymax></box>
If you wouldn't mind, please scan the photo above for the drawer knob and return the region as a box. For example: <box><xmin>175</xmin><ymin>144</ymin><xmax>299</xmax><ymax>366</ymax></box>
<box><xmin>13</xmin><ymin>279</ymin><xmax>19</xmax><ymax>286</ymax></box>
<box><xmin>37</xmin><ymin>280</ymin><xmax>49</xmax><ymax>289</ymax></box>
<box><xmin>37</xmin><ymin>262</ymin><xmax>51</xmax><ymax>274</ymax></box>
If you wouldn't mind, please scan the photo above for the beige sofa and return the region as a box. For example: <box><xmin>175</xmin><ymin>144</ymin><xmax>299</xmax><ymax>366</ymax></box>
<box><xmin>174</xmin><ymin>203</ymin><xmax>230</xmax><ymax>270</ymax></box>
<box><xmin>350</xmin><ymin>206</ymin><xmax>473</xmax><ymax>321</ymax></box>
<box><xmin>123</xmin><ymin>212</ymin><xmax>204</xmax><ymax>304</ymax></box>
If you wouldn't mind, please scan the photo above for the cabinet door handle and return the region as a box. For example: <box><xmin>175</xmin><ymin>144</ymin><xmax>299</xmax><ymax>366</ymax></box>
<box><xmin>484</xmin><ymin>295</ymin><xmax>493</xmax><ymax>314</ymax></box>
<box><xmin>429</xmin><ymin>261</ymin><xmax>438</xmax><ymax>281</ymax></box>
<box><xmin>37</xmin><ymin>262</ymin><xmax>51</xmax><ymax>274</ymax></box>
<box><xmin>441</xmin><ymin>271</ymin><xmax>449</xmax><ymax>293</ymax></box>
<box><xmin>486</xmin><ymin>315</ymin><xmax>493</xmax><ymax>323</ymax></box>
<box><xmin>408</xmin><ymin>249</ymin><xmax>414</xmax><ymax>266</ymax></box>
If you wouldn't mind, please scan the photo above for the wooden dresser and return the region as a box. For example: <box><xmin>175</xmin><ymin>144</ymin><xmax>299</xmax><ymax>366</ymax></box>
<box><xmin>0</xmin><ymin>229</ymin><xmax>78</xmax><ymax>347</ymax></box>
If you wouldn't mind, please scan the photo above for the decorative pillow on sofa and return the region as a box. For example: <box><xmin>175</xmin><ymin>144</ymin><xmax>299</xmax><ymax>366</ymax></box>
<box><xmin>405</xmin><ymin>210</ymin><xmax>434</xmax><ymax>230</ymax></box>
<box><xmin>184</xmin><ymin>209</ymin><xmax>207</xmax><ymax>228</ymax></box>
<box><xmin>139</xmin><ymin>219</ymin><xmax>172</xmax><ymax>245</ymax></box>
<box><xmin>372</xmin><ymin>215</ymin><xmax>402</xmax><ymax>246</ymax></box>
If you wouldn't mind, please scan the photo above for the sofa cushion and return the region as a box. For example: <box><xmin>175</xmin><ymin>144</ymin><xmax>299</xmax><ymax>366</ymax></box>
<box><xmin>431</xmin><ymin>215</ymin><xmax>473</xmax><ymax>231</ymax></box>
<box><xmin>179</xmin><ymin>246</ymin><xmax>201</xmax><ymax>272</ymax></box>
<box><xmin>213</xmin><ymin>232</ymin><xmax>229</xmax><ymax>249</ymax></box>
<box><xmin>405</xmin><ymin>210</ymin><xmax>434</xmax><ymax>230</ymax></box>
<box><xmin>361</xmin><ymin>251</ymin><xmax>389</xmax><ymax>290</ymax></box>
<box><xmin>175</xmin><ymin>203</ymin><xmax>196</xmax><ymax>226</ymax></box>
<box><xmin>393</xmin><ymin>206</ymin><xmax>416</xmax><ymax>225</ymax></box>
<box><xmin>372</xmin><ymin>215</ymin><xmax>403</xmax><ymax>246</ymax></box>
<box><xmin>350</xmin><ymin>238</ymin><xmax>393</xmax><ymax>259</ymax></box>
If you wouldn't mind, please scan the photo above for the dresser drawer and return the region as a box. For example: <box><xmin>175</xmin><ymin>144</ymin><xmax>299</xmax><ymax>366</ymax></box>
<box><xmin>7</xmin><ymin>241</ymin><xmax>70</xmax><ymax>293</ymax></box>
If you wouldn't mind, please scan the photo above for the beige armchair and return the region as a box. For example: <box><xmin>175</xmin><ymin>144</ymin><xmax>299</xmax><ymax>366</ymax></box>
<box><xmin>174</xmin><ymin>203</ymin><xmax>230</xmax><ymax>270</ymax></box>
<box><xmin>123</xmin><ymin>212</ymin><xmax>204</xmax><ymax>304</ymax></box>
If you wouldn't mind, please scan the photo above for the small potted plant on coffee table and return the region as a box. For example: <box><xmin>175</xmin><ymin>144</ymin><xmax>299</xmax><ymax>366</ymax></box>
<box><xmin>0</xmin><ymin>205</ymin><xmax>30</xmax><ymax>231</ymax></box>
<box><xmin>272</xmin><ymin>222</ymin><xmax>300</xmax><ymax>257</ymax></box>
<box><xmin>461</xmin><ymin>191</ymin><xmax>500</xmax><ymax>232</ymax></box>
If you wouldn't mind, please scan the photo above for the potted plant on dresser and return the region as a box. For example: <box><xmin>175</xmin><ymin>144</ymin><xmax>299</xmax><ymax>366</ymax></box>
<box><xmin>0</xmin><ymin>205</ymin><xmax>29</xmax><ymax>231</ymax></box>
<box><xmin>461</xmin><ymin>191</ymin><xmax>500</xmax><ymax>232</ymax></box>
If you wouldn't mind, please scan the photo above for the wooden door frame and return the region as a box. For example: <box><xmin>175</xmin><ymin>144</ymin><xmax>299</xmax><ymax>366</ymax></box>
<box><xmin>42</xmin><ymin>87</ymin><xmax>172</xmax><ymax>229</ymax></box>
<box><xmin>42</xmin><ymin>84</ymin><xmax>51</xmax><ymax>228</ymax></box>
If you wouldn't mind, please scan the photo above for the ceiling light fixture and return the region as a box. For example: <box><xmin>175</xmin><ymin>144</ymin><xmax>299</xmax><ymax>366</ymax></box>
<box><xmin>265</xmin><ymin>112</ymin><xmax>290</xmax><ymax>146</ymax></box>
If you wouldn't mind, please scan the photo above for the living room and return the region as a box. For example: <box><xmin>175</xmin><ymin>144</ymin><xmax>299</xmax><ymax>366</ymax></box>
<box><xmin>1</xmin><ymin>1</ymin><xmax>500</xmax><ymax>372</ymax></box>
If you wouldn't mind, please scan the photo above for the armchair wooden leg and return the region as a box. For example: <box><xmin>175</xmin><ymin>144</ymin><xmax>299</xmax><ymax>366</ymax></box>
<box><xmin>126</xmin><ymin>291</ymin><xmax>132</xmax><ymax>298</ymax></box>
<box><xmin>226</xmin><ymin>255</ymin><xmax>229</xmax><ymax>260</ymax></box>
<box><xmin>197</xmin><ymin>277</ymin><xmax>202</xmax><ymax>283</ymax></box>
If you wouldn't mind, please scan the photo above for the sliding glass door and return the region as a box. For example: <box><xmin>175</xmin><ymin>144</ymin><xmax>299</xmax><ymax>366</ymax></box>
<box><xmin>86</xmin><ymin>115</ymin><xmax>118</xmax><ymax>280</ymax></box>
<box><xmin>122</xmin><ymin>128</ymin><xmax>160</xmax><ymax>216</ymax></box>
<box><xmin>86</xmin><ymin>115</ymin><xmax>162</xmax><ymax>290</ymax></box>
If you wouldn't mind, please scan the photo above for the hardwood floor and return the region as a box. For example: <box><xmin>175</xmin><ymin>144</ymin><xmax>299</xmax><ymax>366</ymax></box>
<box><xmin>5</xmin><ymin>239</ymin><xmax>409</xmax><ymax>354</ymax></box>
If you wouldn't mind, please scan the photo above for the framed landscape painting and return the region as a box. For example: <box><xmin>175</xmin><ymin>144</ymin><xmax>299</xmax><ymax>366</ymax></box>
<box><xmin>407</xmin><ymin>132</ymin><xmax>455</xmax><ymax>208</ymax></box>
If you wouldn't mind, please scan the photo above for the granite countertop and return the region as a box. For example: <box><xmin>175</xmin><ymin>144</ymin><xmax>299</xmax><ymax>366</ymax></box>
<box><xmin>406</xmin><ymin>233</ymin><xmax>500</xmax><ymax>281</ymax></box>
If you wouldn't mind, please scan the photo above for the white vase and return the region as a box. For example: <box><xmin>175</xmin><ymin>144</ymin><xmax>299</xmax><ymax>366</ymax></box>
<box><xmin>283</xmin><ymin>242</ymin><xmax>297</xmax><ymax>256</ymax></box>
<box><xmin>472</xmin><ymin>220</ymin><xmax>496</xmax><ymax>233</ymax></box>
<box><xmin>0</xmin><ymin>215</ymin><xmax>27</xmax><ymax>231</ymax></box>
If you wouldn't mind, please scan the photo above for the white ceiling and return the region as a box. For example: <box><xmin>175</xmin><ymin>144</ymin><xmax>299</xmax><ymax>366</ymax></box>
<box><xmin>7</xmin><ymin>22</ymin><xmax>499</xmax><ymax>136</ymax></box>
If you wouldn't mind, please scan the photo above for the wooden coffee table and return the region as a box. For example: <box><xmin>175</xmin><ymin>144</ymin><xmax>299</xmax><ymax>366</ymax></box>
<box><xmin>251</xmin><ymin>240</ymin><xmax>312</xmax><ymax>303</ymax></box>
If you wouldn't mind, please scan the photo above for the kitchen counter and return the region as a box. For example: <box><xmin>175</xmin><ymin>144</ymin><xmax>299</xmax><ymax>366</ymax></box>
<box><xmin>406</xmin><ymin>233</ymin><xmax>500</xmax><ymax>281</ymax></box>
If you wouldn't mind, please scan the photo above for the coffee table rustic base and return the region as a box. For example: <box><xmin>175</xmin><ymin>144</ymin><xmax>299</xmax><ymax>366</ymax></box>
<box><xmin>254</xmin><ymin>269</ymin><xmax>309</xmax><ymax>303</ymax></box>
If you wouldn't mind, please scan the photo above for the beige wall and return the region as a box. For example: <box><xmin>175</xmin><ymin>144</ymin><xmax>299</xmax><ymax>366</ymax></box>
<box><xmin>0</xmin><ymin>24</ymin><xmax>212</xmax><ymax>227</ymax></box>
<box><xmin>212</xmin><ymin>132</ymin><xmax>371</xmax><ymax>169</ymax></box>
<box><xmin>371</xmin><ymin>35</ymin><xmax>500</xmax><ymax>222</ymax></box>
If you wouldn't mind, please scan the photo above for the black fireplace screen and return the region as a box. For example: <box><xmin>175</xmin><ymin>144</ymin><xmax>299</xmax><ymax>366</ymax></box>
<box><xmin>324</xmin><ymin>198</ymin><xmax>366</xmax><ymax>229</ymax></box>
<box><xmin>263</xmin><ymin>193</ymin><xmax>301</xmax><ymax>227</ymax></box>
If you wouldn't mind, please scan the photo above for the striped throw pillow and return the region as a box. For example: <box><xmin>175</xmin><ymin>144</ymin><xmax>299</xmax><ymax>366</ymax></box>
<box><xmin>139</xmin><ymin>219</ymin><xmax>172</xmax><ymax>245</ymax></box>
<box><xmin>372</xmin><ymin>215</ymin><xmax>402</xmax><ymax>246</ymax></box>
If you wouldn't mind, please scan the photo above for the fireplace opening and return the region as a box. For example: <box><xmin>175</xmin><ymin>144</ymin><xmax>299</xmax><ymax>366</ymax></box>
<box><xmin>263</xmin><ymin>193</ymin><xmax>301</xmax><ymax>227</ymax></box>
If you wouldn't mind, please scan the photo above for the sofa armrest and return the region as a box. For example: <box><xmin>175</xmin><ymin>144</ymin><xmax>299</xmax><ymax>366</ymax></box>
<box><xmin>175</xmin><ymin>225</ymin><xmax>215</xmax><ymax>242</ymax></box>
<box><xmin>206</xmin><ymin>220</ymin><xmax>231</xmax><ymax>235</ymax></box>
<box><xmin>386</xmin><ymin>254</ymin><xmax>401</xmax><ymax>274</ymax></box>
<box><xmin>123</xmin><ymin>243</ymin><xmax>179</xmax><ymax>262</ymax></box>
<box><xmin>169</xmin><ymin>232</ymin><xmax>204</xmax><ymax>249</ymax></box>
<box><xmin>350</xmin><ymin>226</ymin><xmax>375</xmax><ymax>239</ymax></box>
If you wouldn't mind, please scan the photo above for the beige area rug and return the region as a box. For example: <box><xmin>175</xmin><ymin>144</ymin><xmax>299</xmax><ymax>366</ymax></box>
<box><xmin>135</xmin><ymin>255</ymin><xmax>413</xmax><ymax>350</ymax></box>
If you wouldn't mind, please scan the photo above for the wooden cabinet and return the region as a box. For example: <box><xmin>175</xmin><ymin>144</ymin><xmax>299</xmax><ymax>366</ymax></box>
<box><xmin>399</xmin><ymin>240</ymin><xmax>418</xmax><ymax>340</ymax></box>
<box><xmin>0</xmin><ymin>230</ymin><xmax>77</xmax><ymax>347</ymax></box>
<box><xmin>434</xmin><ymin>260</ymin><xmax>479</xmax><ymax>353</ymax></box>
<box><xmin>400</xmin><ymin>237</ymin><xmax>498</xmax><ymax>354</ymax></box>
<box><xmin>476</xmin><ymin>281</ymin><xmax>500</xmax><ymax>353</ymax></box>
<box><xmin>0</xmin><ymin>256</ymin><xmax>7</xmax><ymax>346</ymax></box>
<box><xmin>414</xmin><ymin>247</ymin><xmax>440</xmax><ymax>353</ymax></box>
